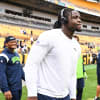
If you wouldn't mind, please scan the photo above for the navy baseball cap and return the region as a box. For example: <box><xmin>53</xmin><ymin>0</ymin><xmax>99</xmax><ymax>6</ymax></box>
<box><xmin>5</xmin><ymin>36</ymin><xmax>16</xmax><ymax>43</ymax></box>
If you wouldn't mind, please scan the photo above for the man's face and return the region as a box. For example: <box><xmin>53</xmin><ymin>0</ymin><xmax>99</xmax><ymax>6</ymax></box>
<box><xmin>67</xmin><ymin>10</ymin><xmax>82</xmax><ymax>32</ymax></box>
<box><xmin>7</xmin><ymin>40</ymin><xmax>17</xmax><ymax>49</ymax></box>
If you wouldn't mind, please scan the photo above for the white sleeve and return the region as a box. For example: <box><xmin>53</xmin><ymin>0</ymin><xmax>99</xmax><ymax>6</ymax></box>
<box><xmin>24</xmin><ymin>32</ymin><xmax>52</xmax><ymax>97</ymax></box>
<box><xmin>69</xmin><ymin>42</ymin><xmax>81</xmax><ymax>99</ymax></box>
<box><xmin>69</xmin><ymin>73</ymin><xmax>76</xmax><ymax>99</ymax></box>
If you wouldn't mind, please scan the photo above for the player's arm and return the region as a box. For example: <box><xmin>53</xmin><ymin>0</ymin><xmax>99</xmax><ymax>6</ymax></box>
<box><xmin>69</xmin><ymin>73</ymin><xmax>76</xmax><ymax>100</ymax></box>
<box><xmin>69</xmin><ymin>56</ymin><xmax>78</xmax><ymax>100</ymax></box>
<box><xmin>25</xmin><ymin>32</ymin><xmax>52</xmax><ymax>98</ymax></box>
<box><xmin>0</xmin><ymin>55</ymin><xmax>12</xmax><ymax>100</ymax></box>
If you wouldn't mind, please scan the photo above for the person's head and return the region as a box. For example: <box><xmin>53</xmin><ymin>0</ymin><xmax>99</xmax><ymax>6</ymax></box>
<box><xmin>5</xmin><ymin>36</ymin><xmax>17</xmax><ymax>50</ymax></box>
<box><xmin>53</xmin><ymin>8</ymin><xmax>81</xmax><ymax>32</ymax></box>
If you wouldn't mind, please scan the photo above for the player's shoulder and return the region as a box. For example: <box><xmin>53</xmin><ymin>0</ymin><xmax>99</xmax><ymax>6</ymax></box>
<box><xmin>0</xmin><ymin>53</ymin><xmax>9</xmax><ymax>63</ymax></box>
<box><xmin>42</xmin><ymin>29</ymin><xmax>61</xmax><ymax>35</ymax></box>
<box><xmin>0</xmin><ymin>48</ymin><xmax>10</xmax><ymax>62</ymax></box>
<box><xmin>39</xmin><ymin>29</ymin><xmax>61</xmax><ymax>39</ymax></box>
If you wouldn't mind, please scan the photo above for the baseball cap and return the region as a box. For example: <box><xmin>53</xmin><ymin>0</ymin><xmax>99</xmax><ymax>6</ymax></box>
<box><xmin>5</xmin><ymin>36</ymin><xmax>16</xmax><ymax>43</ymax></box>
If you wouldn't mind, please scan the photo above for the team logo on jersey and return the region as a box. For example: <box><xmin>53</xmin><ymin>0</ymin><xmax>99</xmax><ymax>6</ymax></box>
<box><xmin>11</xmin><ymin>56</ymin><xmax>20</xmax><ymax>64</ymax></box>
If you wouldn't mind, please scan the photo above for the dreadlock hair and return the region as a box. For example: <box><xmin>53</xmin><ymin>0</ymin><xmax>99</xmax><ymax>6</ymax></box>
<box><xmin>53</xmin><ymin>8</ymin><xmax>74</xmax><ymax>29</ymax></box>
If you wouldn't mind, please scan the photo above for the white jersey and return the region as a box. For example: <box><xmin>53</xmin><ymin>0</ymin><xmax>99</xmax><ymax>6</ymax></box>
<box><xmin>25</xmin><ymin>29</ymin><xmax>81</xmax><ymax>99</ymax></box>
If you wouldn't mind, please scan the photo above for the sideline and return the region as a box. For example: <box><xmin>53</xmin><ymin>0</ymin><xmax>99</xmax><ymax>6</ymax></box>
<box><xmin>85</xmin><ymin>64</ymin><xmax>96</xmax><ymax>70</ymax></box>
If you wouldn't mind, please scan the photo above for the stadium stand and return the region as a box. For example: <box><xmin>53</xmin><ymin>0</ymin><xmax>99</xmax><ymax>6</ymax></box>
<box><xmin>68</xmin><ymin>0</ymin><xmax>100</xmax><ymax>12</ymax></box>
<box><xmin>0</xmin><ymin>23</ymin><xmax>44</xmax><ymax>39</ymax></box>
<box><xmin>0</xmin><ymin>0</ymin><xmax>99</xmax><ymax>65</ymax></box>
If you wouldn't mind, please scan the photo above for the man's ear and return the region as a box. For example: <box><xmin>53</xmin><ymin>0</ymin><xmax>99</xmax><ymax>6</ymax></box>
<box><xmin>6</xmin><ymin>43</ymin><xmax>8</xmax><ymax>47</ymax></box>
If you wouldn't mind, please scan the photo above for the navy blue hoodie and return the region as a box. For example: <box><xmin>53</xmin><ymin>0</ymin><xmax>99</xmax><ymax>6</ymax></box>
<box><xmin>0</xmin><ymin>48</ymin><xmax>25</xmax><ymax>92</ymax></box>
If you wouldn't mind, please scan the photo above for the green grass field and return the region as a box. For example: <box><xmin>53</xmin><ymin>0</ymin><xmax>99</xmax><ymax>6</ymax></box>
<box><xmin>0</xmin><ymin>64</ymin><xmax>97</xmax><ymax>100</ymax></box>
